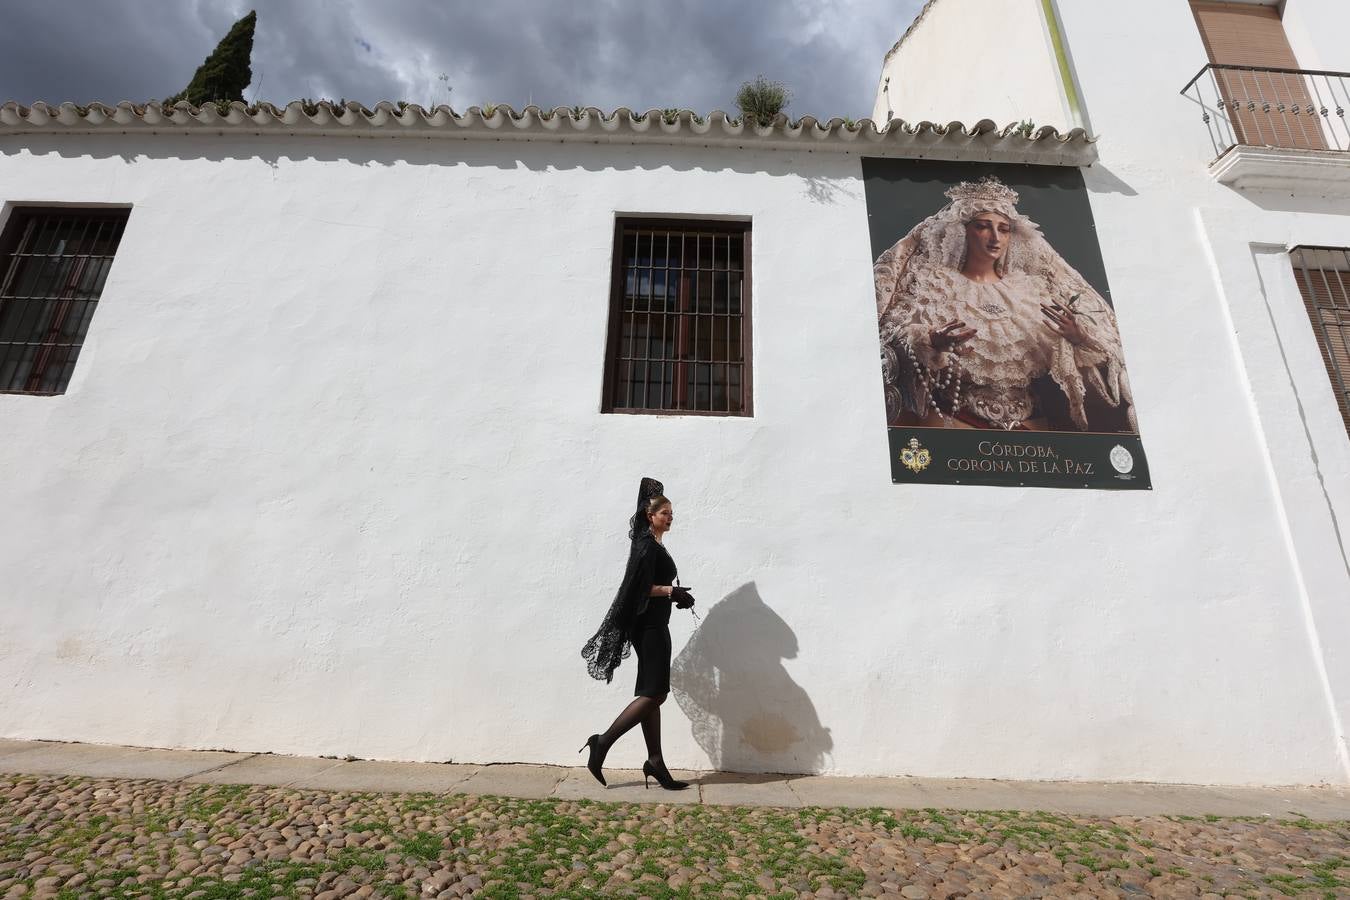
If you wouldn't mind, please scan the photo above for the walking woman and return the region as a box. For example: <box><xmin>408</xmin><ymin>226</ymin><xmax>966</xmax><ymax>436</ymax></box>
<box><xmin>580</xmin><ymin>477</ymin><xmax>695</xmax><ymax>790</ymax></box>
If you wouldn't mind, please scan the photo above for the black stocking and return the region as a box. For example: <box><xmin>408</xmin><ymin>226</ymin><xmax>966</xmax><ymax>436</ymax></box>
<box><xmin>599</xmin><ymin>696</ymin><xmax>658</xmax><ymax>751</ymax></box>
<box><xmin>640</xmin><ymin>701</ymin><xmax>663</xmax><ymax>763</ymax></box>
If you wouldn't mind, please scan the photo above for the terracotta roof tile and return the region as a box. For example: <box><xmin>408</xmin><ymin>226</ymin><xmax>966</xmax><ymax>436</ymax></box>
<box><xmin>0</xmin><ymin>100</ymin><xmax>1097</xmax><ymax>166</ymax></box>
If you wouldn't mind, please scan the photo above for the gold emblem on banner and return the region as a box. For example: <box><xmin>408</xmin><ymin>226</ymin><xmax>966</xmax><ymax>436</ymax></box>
<box><xmin>900</xmin><ymin>437</ymin><xmax>931</xmax><ymax>474</ymax></box>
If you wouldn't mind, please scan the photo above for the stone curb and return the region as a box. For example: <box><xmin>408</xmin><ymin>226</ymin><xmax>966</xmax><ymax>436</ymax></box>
<box><xmin>2</xmin><ymin>738</ymin><xmax>1347</xmax><ymax>819</ymax></box>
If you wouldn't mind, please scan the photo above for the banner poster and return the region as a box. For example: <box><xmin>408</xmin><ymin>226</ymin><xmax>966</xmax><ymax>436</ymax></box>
<box><xmin>863</xmin><ymin>158</ymin><xmax>1151</xmax><ymax>490</ymax></box>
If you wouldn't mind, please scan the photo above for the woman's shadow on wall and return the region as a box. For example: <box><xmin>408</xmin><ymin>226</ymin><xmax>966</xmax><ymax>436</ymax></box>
<box><xmin>671</xmin><ymin>582</ymin><xmax>832</xmax><ymax>777</ymax></box>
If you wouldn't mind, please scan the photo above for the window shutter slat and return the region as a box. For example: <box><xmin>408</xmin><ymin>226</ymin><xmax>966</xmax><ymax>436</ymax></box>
<box><xmin>1291</xmin><ymin>248</ymin><xmax>1350</xmax><ymax>438</ymax></box>
<box><xmin>1189</xmin><ymin>2</ymin><xmax>1326</xmax><ymax>150</ymax></box>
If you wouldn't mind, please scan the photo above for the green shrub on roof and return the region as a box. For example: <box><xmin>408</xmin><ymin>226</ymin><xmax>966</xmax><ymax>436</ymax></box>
<box><xmin>735</xmin><ymin>76</ymin><xmax>791</xmax><ymax>128</ymax></box>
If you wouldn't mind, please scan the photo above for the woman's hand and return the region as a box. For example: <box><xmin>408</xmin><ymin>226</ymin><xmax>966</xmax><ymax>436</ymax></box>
<box><xmin>671</xmin><ymin>586</ymin><xmax>695</xmax><ymax>609</ymax></box>
<box><xmin>929</xmin><ymin>319</ymin><xmax>977</xmax><ymax>355</ymax></box>
<box><xmin>1040</xmin><ymin>302</ymin><xmax>1088</xmax><ymax>346</ymax></box>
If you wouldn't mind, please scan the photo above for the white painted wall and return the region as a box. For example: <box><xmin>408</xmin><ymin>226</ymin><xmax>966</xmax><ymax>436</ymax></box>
<box><xmin>858</xmin><ymin>0</ymin><xmax>1350</xmax><ymax>782</ymax></box>
<box><xmin>0</xmin><ymin>121</ymin><xmax>1347</xmax><ymax>786</ymax></box>
<box><xmin>871</xmin><ymin>0</ymin><xmax>1070</xmax><ymax>130</ymax></box>
<box><xmin>4</xmin><ymin>0</ymin><xmax>1350</xmax><ymax>784</ymax></box>
<box><xmin>1055</xmin><ymin>0</ymin><xmax>1350</xmax><ymax>780</ymax></box>
<box><xmin>1282</xmin><ymin>0</ymin><xmax>1350</xmax><ymax>71</ymax></box>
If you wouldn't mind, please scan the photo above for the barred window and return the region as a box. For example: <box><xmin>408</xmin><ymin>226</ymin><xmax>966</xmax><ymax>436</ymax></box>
<box><xmin>0</xmin><ymin>208</ymin><xmax>129</xmax><ymax>395</ymax></box>
<box><xmin>1290</xmin><ymin>246</ymin><xmax>1350</xmax><ymax>437</ymax></box>
<box><xmin>603</xmin><ymin>219</ymin><xmax>751</xmax><ymax>415</ymax></box>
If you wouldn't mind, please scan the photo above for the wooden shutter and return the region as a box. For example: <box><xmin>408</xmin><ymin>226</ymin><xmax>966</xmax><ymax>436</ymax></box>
<box><xmin>1290</xmin><ymin>248</ymin><xmax>1350</xmax><ymax>438</ymax></box>
<box><xmin>1189</xmin><ymin>2</ymin><xmax>1326</xmax><ymax>150</ymax></box>
<box><xmin>1191</xmin><ymin>2</ymin><xmax>1298</xmax><ymax>67</ymax></box>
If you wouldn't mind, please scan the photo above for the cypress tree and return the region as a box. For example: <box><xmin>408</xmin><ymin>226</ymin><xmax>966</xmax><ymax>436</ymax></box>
<box><xmin>167</xmin><ymin>10</ymin><xmax>257</xmax><ymax>106</ymax></box>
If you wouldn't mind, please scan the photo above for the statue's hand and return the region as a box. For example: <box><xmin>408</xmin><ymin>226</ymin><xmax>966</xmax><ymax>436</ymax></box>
<box><xmin>1039</xmin><ymin>303</ymin><xmax>1088</xmax><ymax>347</ymax></box>
<box><xmin>929</xmin><ymin>319</ymin><xmax>977</xmax><ymax>355</ymax></box>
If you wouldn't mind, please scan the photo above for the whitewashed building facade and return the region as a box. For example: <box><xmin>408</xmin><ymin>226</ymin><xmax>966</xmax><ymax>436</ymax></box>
<box><xmin>1</xmin><ymin>0</ymin><xmax>1348</xmax><ymax>786</ymax></box>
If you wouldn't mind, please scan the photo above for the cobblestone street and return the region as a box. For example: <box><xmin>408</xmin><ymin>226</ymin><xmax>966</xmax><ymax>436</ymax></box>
<box><xmin>1</xmin><ymin>772</ymin><xmax>1347</xmax><ymax>899</ymax></box>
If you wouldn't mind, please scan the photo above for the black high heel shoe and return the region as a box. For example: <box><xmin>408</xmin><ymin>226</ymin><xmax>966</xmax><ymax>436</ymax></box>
<box><xmin>642</xmin><ymin>758</ymin><xmax>689</xmax><ymax>791</ymax></box>
<box><xmin>579</xmin><ymin>735</ymin><xmax>607</xmax><ymax>786</ymax></box>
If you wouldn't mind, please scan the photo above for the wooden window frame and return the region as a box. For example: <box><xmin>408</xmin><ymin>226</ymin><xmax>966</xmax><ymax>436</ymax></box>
<box><xmin>601</xmin><ymin>217</ymin><xmax>753</xmax><ymax>417</ymax></box>
<box><xmin>1290</xmin><ymin>246</ymin><xmax>1350</xmax><ymax>439</ymax></box>
<box><xmin>0</xmin><ymin>206</ymin><xmax>130</xmax><ymax>396</ymax></box>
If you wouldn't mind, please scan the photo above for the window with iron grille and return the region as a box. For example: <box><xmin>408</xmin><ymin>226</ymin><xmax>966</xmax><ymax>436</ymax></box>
<box><xmin>0</xmin><ymin>208</ymin><xmax>129</xmax><ymax>395</ymax></box>
<box><xmin>1290</xmin><ymin>246</ymin><xmax>1350</xmax><ymax>437</ymax></box>
<box><xmin>602</xmin><ymin>219</ymin><xmax>751</xmax><ymax>415</ymax></box>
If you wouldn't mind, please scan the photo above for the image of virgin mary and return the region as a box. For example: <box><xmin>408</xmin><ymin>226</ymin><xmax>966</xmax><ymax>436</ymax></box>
<box><xmin>874</xmin><ymin>177</ymin><xmax>1138</xmax><ymax>433</ymax></box>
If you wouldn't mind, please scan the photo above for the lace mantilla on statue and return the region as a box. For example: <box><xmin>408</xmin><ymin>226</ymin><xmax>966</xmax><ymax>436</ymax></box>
<box><xmin>874</xmin><ymin>177</ymin><xmax>1136</xmax><ymax>432</ymax></box>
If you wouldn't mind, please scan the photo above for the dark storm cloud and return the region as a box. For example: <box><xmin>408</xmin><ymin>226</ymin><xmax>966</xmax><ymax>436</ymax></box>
<box><xmin>0</xmin><ymin>0</ymin><xmax>922</xmax><ymax>119</ymax></box>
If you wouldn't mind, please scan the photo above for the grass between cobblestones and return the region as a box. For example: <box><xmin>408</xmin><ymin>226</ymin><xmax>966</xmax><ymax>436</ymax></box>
<box><xmin>0</xmin><ymin>774</ymin><xmax>1346</xmax><ymax>898</ymax></box>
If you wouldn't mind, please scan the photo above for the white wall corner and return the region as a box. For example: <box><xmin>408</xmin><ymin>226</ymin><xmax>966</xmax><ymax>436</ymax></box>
<box><xmin>1195</xmin><ymin>207</ymin><xmax>1350</xmax><ymax>782</ymax></box>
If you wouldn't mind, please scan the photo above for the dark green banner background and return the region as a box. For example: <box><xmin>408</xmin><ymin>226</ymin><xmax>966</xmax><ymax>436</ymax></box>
<box><xmin>865</xmin><ymin>158</ymin><xmax>1153</xmax><ymax>491</ymax></box>
<box><xmin>888</xmin><ymin>427</ymin><xmax>1151</xmax><ymax>490</ymax></box>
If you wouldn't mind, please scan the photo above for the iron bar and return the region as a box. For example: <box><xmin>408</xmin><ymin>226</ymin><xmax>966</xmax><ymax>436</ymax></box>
<box><xmin>605</xmin><ymin>220</ymin><xmax>748</xmax><ymax>415</ymax></box>
<box><xmin>1291</xmin><ymin>246</ymin><xmax>1350</xmax><ymax>438</ymax></box>
<box><xmin>0</xmin><ymin>209</ymin><xmax>128</xmax><ymax>395</ymax></box>
<box><xmin>1180</xmin><ymin>63</ymin><xmax>1350</xmax><ymax>159</ymax></box>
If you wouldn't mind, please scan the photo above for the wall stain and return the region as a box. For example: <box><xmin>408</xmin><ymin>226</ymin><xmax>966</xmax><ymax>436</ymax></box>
<box><xmin>739</xmin><ymin>712</ymin><xmax>801</xmax><ymax>753</ymax></box>
<box><xmin>55</xmin><ymin>637</ymin><xmax>91</xmax><ymax>664</ymax></box>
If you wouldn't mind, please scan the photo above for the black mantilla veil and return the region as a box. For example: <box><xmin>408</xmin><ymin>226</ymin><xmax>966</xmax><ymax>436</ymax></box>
<box><xmin>581</xmin><ymin>477</ymin><xmax>673</xmax><ymax>683</ymax></box>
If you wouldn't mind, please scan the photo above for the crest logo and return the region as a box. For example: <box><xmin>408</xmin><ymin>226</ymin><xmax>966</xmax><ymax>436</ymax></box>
<box><xmin>900</xmin><ymin>437</ymin><xmax>932</xmax><ymax>474</ymax></box>
<box><xmin>1109</xmin><ymin>444</ymin><xmax>1134</xmax><ymax>475</ymax></box>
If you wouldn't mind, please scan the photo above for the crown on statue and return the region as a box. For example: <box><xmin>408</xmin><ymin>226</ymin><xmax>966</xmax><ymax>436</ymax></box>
<box><xmin>945</xmin><ymin>176</ymin><xmax>1020</xmax><ymax>206</ymax></box>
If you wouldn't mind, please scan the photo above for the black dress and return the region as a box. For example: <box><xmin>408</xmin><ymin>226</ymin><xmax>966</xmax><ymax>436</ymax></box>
<box><xmin>630</xmin><ymin>541</ymin><xmax>677</xmax><ymax>698</ymax></box>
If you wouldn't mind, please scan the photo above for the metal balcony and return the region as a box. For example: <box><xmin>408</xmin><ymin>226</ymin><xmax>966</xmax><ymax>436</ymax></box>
<box><xmin>1181</xmin><ymin>64</ymin><xmax>1350</xmax><ymax>159</ymax></box>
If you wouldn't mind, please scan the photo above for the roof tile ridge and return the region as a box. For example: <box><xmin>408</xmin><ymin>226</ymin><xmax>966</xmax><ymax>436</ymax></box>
<box><xmin>883</xmin><ymin>0</ymin><xmax>943</xmax><ymax>63</ymax></box>
<box><xmin>0</xmin><ymin>99</ymin><xmax>1099</xmax><ymax>162</ymax></box>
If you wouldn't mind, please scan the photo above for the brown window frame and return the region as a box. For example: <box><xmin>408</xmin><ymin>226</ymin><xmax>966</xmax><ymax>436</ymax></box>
<box><xmin>601</xmin><ymin>217</ymin><xmax>753</xmax><ymax>417</ymax></box>
<box><xmin>1290</xmin><ymin>246</ymin><xmax>1350</xmax><ymax>439</ymax></box>
<box><xmin>0</xmin><ymin>206</ymin><xmax>130</xmax><ymax>396</ymax></box>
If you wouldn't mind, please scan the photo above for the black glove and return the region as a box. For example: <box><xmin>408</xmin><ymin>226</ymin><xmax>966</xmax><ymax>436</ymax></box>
<box><xmin>671</xmin><ymin>586</ymin><xmax>695</xmax><ymax>609</ymax></box>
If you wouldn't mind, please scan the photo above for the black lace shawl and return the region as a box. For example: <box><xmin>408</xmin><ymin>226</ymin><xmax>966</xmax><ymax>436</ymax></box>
<box><xmin>581</xmin><ymin>477</ymin><xmax>667</xmax><ymax>683</ymax></box>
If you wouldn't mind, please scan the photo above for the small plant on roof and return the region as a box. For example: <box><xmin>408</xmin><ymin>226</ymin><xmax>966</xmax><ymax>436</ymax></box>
<box><xmin>296</xmin><ymin>97</ymin><xmax>351</xmax><ymax>117</ymax></box>
<box><xmin>1014</xmin><ymin>119</ymin><xmax>1036</xmax><ymax>138</ymax></box>
<box><xmin>570</xmin><ymin>105</ymin><xmax>587</xmax><ymax>119</ymax></box>
<box><xmin>735</xmin><ymin>76</ymin><xmax>791</xmax><ymax>128</ymax></box>
<box><xmin>661</xmin><ymin>108</ymin><xmax>680</xmax><ymax>125</ymax></box>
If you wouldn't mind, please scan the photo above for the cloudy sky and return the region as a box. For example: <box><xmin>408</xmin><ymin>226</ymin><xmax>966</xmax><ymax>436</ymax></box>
<box><xmin>1</xmin><ymin>0</ymin><xmax>924</xmax><ymax>120</ymax></box>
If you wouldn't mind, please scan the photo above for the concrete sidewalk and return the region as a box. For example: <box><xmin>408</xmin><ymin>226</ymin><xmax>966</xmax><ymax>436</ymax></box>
<box><xmin>2</xmin><ymin>738</ymin><xmax>1347</xmax><ymax>820</ymax></box>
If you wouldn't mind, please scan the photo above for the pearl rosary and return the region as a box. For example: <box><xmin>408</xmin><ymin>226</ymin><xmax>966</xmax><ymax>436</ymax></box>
<box><xmin>900</xmin><ymin>337</ymin><xmax>963</xmax><ymax>420</ymax></box>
